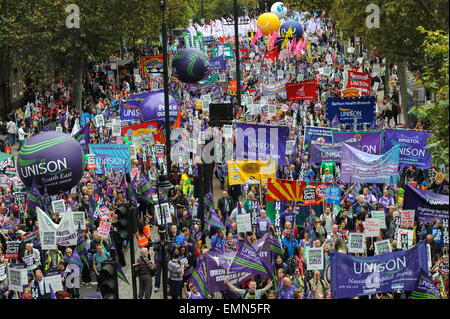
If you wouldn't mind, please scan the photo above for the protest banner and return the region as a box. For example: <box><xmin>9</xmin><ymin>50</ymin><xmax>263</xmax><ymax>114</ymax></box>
<box><xmin>303</xmin><ymin>126</ymin><xmax>334</xmax><ymax>147</ymax></box>
<box><xmin>90</xmin><ymin>144</ymin><xmax>131</xmax><ymax>174</ymax></box>
<box><xmin>37</xmin><ymin>207</ymin><xmax>77</xmax><ymax>247</ymax></box>
<box><xmin>340</xmin><ymin>144</ymin><xmax>400</xmax><ymax>184</ymax></box>
<box><xmin>403</xmin><ymin>185</ymin><xmax>449</xmax><ymax>248</ymax></box>
<box><xmin>121</xmin><ymin>121</ymin><xmax>163</xmax><ymax>149</ymax></box>
<box><xmin>331</xmin><ymin>240</ymin><xmax>428</xmax><ymax>298</ymax></box>
<box><xmin>236</xmin><ymin>213</ymin><xmax>252</xmax><ymax>234</ymax></box>
<box><xmin>235</xmin><ymin>123</ymin><xmax>288</xmax><ymax>164</ymax></box>
<box><xmin>141</xmin><ymin>55</ymin><xmax>163</xmax><ymax>76</ymax></box>
<box><xmin>363</xmin><ymin>218</ymin><xmax>380</xmax><ymax>238</ymax></box>
<box><xmin>348</xmin><ymin>233</ymin><xmax>365</xmax><ymax>254</ymax></box>
<box><xmin>384</xmin><ymin>130</ymin><xmax>432</xmax><ymax>169</ymax></box>
<box><xmin>400</xmin><ymin>210</ymin><xmax>415</xmax><ymax>229</ymax></box>
<box><xmin>285</xmin><ymin>80</ymin><xmax>318</xmax><ymax>101</ymax></box>
<box><xmin>310</xmin><ymin>143</ymin><xmax>343</xmax><ymax>163</ymax></box>
<box><xmin>374</xmin><ymin>239</ymin><xmax>392</xmax><ymax>255</ymax></box>
<box><xmin>45</xmin><ymin>274</ymin><xmax>64</xmax><ymax>292</ymax></box>
<box><xmin>332</xmin><ymin>131</ymin><xmax>383</xmax><ymax>155</ymax></box>
<box><xmin>345</xmin><ymin>70</ymin><xmax>371</xmax><ymax>93</ymax></box>
<box><xmin>326</xmin><ymin>96</ymin><xmax>376</xmax><ymax>125</ymax></box>
<box><xmin>227</xmin><ymin>159</ymin><xmax>276</xmax><ymax>185</ymax></box>
<box><xmin>307</xmin><ymin>247</ymin><xmax>324</xmax><ymax>270</ymax></box>
<box><xmin>371</xmin><ymin>211</ymin><xmax>386</xmax><ymax>229</ymax></box>
<box><xmin>98</xmin><ymin>221</ymin><xmax>111</xmax><ymax>238</ymax></box>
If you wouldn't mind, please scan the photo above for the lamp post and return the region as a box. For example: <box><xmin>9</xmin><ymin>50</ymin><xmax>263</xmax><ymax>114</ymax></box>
<box><xmin>233</xmin><ymin>0</ymin><xmax>242</xmax><ymax>108</ymax></box>
<box><xmin>155</xmin><ymin>171</ymin><xmax>174</xmax><ymax>299</ymax></box>
<box><xmin>159</xmin><ymin>0</ymin><xmax>172</xmax><ymax>181</ymax></box>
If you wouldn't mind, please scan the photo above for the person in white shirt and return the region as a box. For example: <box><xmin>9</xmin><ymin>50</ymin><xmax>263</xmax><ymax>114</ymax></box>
<box><xmin>18</xmin><ymin>122</ymin><xmax>29</xmax><ymax>151</ymax></box>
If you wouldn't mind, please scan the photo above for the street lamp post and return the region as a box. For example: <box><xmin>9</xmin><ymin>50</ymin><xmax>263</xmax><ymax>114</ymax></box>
<box><xmin>155</xmin><ymin>172</ymin><xmax>174</xmax><ymax>300</ymax></box>
<box><xmin>159</xmin><ymin>0</ymin><xmax>172</xmax><ymax>181</ymax></box>
<box><xmin>233</xmin><ymin>0</ymin><xmax>242</xmax><ymax>108</ymax></box>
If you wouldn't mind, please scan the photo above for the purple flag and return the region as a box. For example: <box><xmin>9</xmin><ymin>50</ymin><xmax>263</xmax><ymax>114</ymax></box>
<box><xmin>229</xmin><ymin>238</ymin><xmax>269</xmax><ymax>277</ymax></box>
<box><xmin>410</xmin><ymin>269</ymin><xmax>442</xmax><ymax>299</ymax></box>
<box><xmin>188</xmin><ymin>262</ymin><xmax>209</xmax><ymax>298</ymax></box>
<box><xmin>73</xmin><ymin>123</ymin><xmax>90</xmax><ymax>154</ymax></box>
<box><xmin>331</xmin><ymin>113</ymin><xmax>340</xmax><ymax>128</ymax></box>
<box><xmin>251</xmin><ymin>234</ymin><xmax>272</xmax><ymax>275</ymax></box>
<box><xmin>49</xmin><ymin>284</ymin><xmax>57</xmax><ymax>299</ymax></box>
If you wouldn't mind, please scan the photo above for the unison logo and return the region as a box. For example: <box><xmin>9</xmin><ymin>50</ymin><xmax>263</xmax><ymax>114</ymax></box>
<box><xmin>19</xmin><ymin>158</ymin><xmax>68</xmax><ymax>178</ymax></box>
<box><xmin>353</xmin><ymin>257</ymin><xmax>406</xmax><ymax>274</ymax></box>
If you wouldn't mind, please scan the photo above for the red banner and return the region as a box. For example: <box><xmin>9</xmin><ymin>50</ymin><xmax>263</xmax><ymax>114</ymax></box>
<box><xmin>141</xmin><ymin>56</ymin><xmax>163</xmax><ymax>77</ymax></box>
<box><xmin>346</xmin><ymin>70</ymin><xmax>371</xmax><ymax>93</ymax></box>
<box><xmin>264</xmin><ymin>47</ymin><xmax>278</xmax><ymax>62</ymax></box>
<box><xmin>285</xmin><ymin>80</ymin><xmax>318</xmax><ymax>101</ymax></box>
<box><xmin>267</xmin><ymin>179</ymin><xmax>330</xmax><ymax>206</ymax></box>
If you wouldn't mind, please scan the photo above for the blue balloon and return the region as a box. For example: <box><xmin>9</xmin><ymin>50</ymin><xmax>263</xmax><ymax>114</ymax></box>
<box><xmin>280</xmin><ymin>20</ymin><xmax>303</xmax><ymax>39</ymax></box>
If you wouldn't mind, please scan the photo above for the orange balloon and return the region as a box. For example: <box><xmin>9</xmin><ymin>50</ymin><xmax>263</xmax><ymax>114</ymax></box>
<box><xmin>257</xmin><ymin>13</ymin><xmax>281</xmax><ymax>36</ymax></box>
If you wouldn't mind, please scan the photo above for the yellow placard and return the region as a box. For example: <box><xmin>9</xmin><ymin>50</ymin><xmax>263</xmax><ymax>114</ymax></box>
<box><xmin>227</xmin><ymin>159</ymin><xmax>276</xmax><ymax>185</ymax></box>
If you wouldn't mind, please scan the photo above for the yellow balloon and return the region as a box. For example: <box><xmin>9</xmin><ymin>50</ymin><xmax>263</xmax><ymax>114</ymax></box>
<box><xmin>257</xmin><ymin>12</ymin><xmax>280</xmax><ymax>36</ymax></box>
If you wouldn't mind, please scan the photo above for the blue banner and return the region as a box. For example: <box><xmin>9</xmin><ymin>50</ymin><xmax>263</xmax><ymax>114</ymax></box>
<box><xmin>325</xmin><ymin>186</ymin><xmax>342</xmax><ymax>205</ymax></box>
<box><xmin>331</xmin><ymin>240</ymin><xmax>428</xmax><ymax>299</ymax></box>
<box><xmin>326</xmin><ymin>96</ymin><xmax>376</xmax><ymax>125</ymax></box>
<box><xmin>235</xmin><ymin>123</ymin><xmax>288</xmax><ymax>165</ymax></box>
<box><xmin>89</xmin><ymin>144</ymin><xmax>131</xmax><ymax>174</ymax></box>
<box><xmin>384</xmin><ymin>129</ymin><xmax>432</xmax><ymax>169</ymax></box>
<box><xmin>303</xmin><ymin>126</ymin><xmax>334</xmax><ymax>148</ymax></box>
<box><xmin>209</xmin><ymin>56</ymin><xmax>227</xmax><ymax>71</ymax></box>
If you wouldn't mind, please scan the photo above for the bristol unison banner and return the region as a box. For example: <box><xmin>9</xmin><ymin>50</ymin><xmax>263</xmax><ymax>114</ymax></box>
<box><xmin>384</xmin><ymin>129</ymin><xmax>432</xmax><ymax>169</ymax></box>
<box><xmin>326</xmin><ymin>96</ymin><xmax>376</xmax><ymax>125</ymax></box>
<box><xmin>89</xmin><ymin>144</ymin><xmax>131</xmax><ymax>174</ymax></box>
<box><xmin>303</xmin><ymin>126</ymin><xmax>334</xmax><ymax>148</ymax></box>
<box><xmin>340</xmin><ymin>143</ymin><xmax>400</xmax><ymax>184</ymax></box>
<box><xmin>235</xmin><ymin>123</ymin><xmax>288</xmax><ymax>164</ymax></box>
<box><xmin>331</xmin><ymin>240</ymin><xmax>428</xmax><ymax>299</ymax></box>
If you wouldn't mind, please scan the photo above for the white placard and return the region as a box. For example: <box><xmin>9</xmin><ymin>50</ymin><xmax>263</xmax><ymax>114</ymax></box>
<box><xmin>297</xmin><ymin>73</ymin><xmax>304</xmax><ymax>82</ymax></box>
<box><xmin>112</xmin><ymin>123</ymin><xmax>122</xmax><ymax>137</ymax></box>
<box><xmin>363</xmin><ymin>218</ymin><xmax>380</xmax><ymax>237</ymax></box>
<box><xmin>72</xmin><ymin>211</ymin><xmax>86</xmax><ymax>231</ymax></box>
<box><xmin>277</xmin><ymin>70</ymin><xmax>284</xmax><ymax>80</ymax></box>
<box><xmin>219</xmin><ymin>74</ymin><xmax>226</xmax><ymax>82</ymax></box>
<box><xmin>51</xmin><ymin>199</ymin><xmax>66</xmax><ymax>215</ymax></box>
<box><xmin>397</xmin><ymin>228</ymin><xmax>414</xmax><ymax>250</ymax></box>
<box><xmin>8</xmin><ymin>267</ymin><xmax>27</xmax><ymax>292</ymax></box>
<box><xmin>45</xmin><ymin>274</ymin><xmax>64</xmax><ymax>292</ymax></box>
<box><xmin>223</xmin><ymin>125</ymin><xmax>233</xmax><ymax>138</ymax></box>
<box><xmin>307</xmin><ymin>247</ymin><xmax>324</xmax><ymax>270</ymax></box>
<box><xmin>95</xmin><ymin>114</ymin><xmax>105</xmax><ymax>127</ymax></box>
<box><xmin>347</xmin><ymin>47</ymin><xmax>355</xmax><ymax>54</ymax></box>
<box><xmin>98</xmin><ymin>221</ymin><xmax>111</xmax><ymax>238</ymax></box>
<box><xmin>286</xmin><ymin>140</ymin><xmax>295</xmax><ymax>155</ymax></box>
<box><xmin>130</xmin><ymin>144</ymin><xmax>137</xmax><ymax>159</ymax></box>
<box><xmin>236</xmin><ymin>213</ymin><xmax>252</xmax><ymax>233</ymax></box>
<box><xmin>348</xmin><ymin>233</ymin><xmax>365</xmax><ymax>254</ymax></box>
<box><xmin>372</xmin><ymin>81</ymin><xmax>379</xmax><ymax>93</ymax></box>
<box><xmin>371</xmin><ymin>211</ymin><xmax>386</xmax><ymax>229</ymax></box>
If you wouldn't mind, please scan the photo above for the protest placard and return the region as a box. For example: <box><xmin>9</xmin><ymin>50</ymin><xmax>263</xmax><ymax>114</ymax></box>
<box><xmin>348</xmin><ymin>233</ymin><xmax>365</xmax><ymax>254</ymax></box>
<box><xmin>98</xmin><ymin>221</ymin><xmax>111</xmax><ymax>238</ymax></box>
<box><xmin>155</xmin><ymin>202</ymin><xmax>172</xmax><ymax>226</ymax></box>
<box><xmin>8</xmin><ymin>266</ymin><xmax>27</xmax><ymax>292</ymax></box>
<box><xmin>5</xmin><ymin>241</ymin><xmax>21</xmax><ymax>259</ymax></box>
<box><xmin>363</xmin><ymin>218</ymin><xmax>380</xmax><ymax>237</ymax></box>
<box><xmin>72</xmin><ymin>211</ymin><xmax>86</xmax><ymax>230</ymax></box>
<box><xmin>397</xmin><ymin>228</ymin><xmax>414</xmax><ymax>250</ymax></box>
<box><xmin>325</xmin><ymin>186</ymin><xmax>342</xmax><ymax>205</ymax></box>
<box><xmin>23</xmin><ymin>254</ymin><xmax>37</xmax><ymax>270</ymax></box>
<box><xmin>371</xmin><ymin>211</ymin><xmax>386</xmax><ymax>229</ymax></box>
<box><xmin>51</xmin><ymin>199</ymin><xmax>66</xmax><ymax>215</ymax></box>
<box><xmin>400</xmin><ymin>210</ymin><xmax>415</xmax><ymax>229</ymax></box>
<box><xmin>0</xmin><ymin>263</ymin><xmax>6</xmax><ymax>281</ymax></box>
<box><xmin>45</xmin><ymin>274</ymin><xmax>64</xmax><ymax>292</ymax></box>
<box><xmin>303</xmin><ymin>186</ymin><xmax>317</xmax><ymax>206</ymax></box>
<box><xmin>236</xmin><ymin>213</ymin><xmax>252</xmax><ymax>233</ymax></box>
<box><xmin>307</xmin><ymin>247</ymin><xmax>324</xmax><ymax>270</ymax></box>
<box><xmin>374</xmin><ymin>239</ymin><xmax>392</xmax><ymax>255</ymax></box>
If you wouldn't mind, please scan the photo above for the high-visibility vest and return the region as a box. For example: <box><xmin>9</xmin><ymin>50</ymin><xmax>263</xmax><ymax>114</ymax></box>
<box><xmin>136</xmin><ymin>225</ymin><xmax>151</xmax><ymax>248</ymax></box>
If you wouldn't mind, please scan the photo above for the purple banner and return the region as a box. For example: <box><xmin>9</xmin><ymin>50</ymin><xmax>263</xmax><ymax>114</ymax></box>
<box><xmin>309</xmin><ymin>143</ymin><xmax>343</xmax><ymax>163</ymax></box>
<box><xmin>340</xmin><ymin>143</ymin><xmax>400</xmax><ymax>184</ymax></box>
<box><xmin>206</xmin><ymin>250</ymin><xmax>253</xmax><ymax>293</ymax></box>
<box><xmin>410</xmin><ymin>269</ymin><xmax>442</xmax><ymax>299</ymax></box>
<box><xmin>235</xmin><ymin>123</ymin><xmax>288</xmax><ymax>164</ymax></box>
<box><xmin>209</xmin><ymin>56</ymin><xmax>227</xmax><ymax>71</ymax></box>
<box><xmin>384</xmin><ymin>129</ymin><xmax>432</xmax><ymax>169</ymax></box>
<box><xmin>331</xmin><ymin>240</ymin><xmax>428</xmax><ymax>299</ymax></box>
<box><xmin>229</xmin><ymin>239</ymin><xmax>268</xmax><ymax>276</ymax></box>
<box><xmin>332</xmin><ymin>131</ymin><xmax>383</xmax><ymax>154</ymax></box>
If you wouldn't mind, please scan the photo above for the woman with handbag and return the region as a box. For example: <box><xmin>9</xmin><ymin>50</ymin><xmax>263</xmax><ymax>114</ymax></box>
<box><xmin>138</xmin><ymin>247</ymin><xmax>156</xmax><ymax>299</ymax></box>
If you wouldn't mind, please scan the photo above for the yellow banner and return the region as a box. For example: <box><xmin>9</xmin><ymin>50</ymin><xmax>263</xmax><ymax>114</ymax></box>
<box><xmin>227</xmin><ymin>159</ymin><xmax>276</xmax><ymax>185</ymax></box>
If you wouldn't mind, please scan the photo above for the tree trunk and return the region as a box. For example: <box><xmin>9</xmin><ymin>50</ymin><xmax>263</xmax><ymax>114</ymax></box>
<box><xmin>72</xmin><ymin>61</ymin><xmax>83</xmax><ymax>114</ymax></box>
<box><xmin>398</xmin><ymin>61</ymin><xmax>409</xmax><ymax>128</ymax></box>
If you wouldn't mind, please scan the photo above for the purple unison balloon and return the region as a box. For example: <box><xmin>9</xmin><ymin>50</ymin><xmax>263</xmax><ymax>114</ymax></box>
<box><xmin>280</xmin><ymin>20</ymin><xmax>303</xmax><ymax>39</ymax></box>
<box><xmin>17</xmin><ymin>131</ymin><xmax>85</xmax><ymax>195</ymax></box>
<box><xmin>171</xmin><ymin>48</ymin><xmax>209</xmax><ymax>83</ymax></box>
<box><xmin>140</xmin><ymin>90</ymin><xmax>179</xmax><ymax>123</ymax></box>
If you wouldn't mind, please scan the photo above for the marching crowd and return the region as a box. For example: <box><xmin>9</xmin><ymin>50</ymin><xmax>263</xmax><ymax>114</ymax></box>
<box><xmin>0</xmin><ymin>9</ymin><xmax>448</xmax><ymax>300</ymax></box>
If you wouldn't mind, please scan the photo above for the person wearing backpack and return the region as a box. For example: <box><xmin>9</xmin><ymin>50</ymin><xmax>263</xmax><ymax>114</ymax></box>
<box><xmin>138</xmin><ymin>247</ymin><xmax>156</xmax><ymax>299</ymax></box>
<box><xmin>308</xmin><ymin>270</ymin><xmax>329</xmax><ymax>299</ymax></box>
<box><xmin>224</xmin><ymin>277</ymin><xmax>272</xmax><ymax>299</ymax></box>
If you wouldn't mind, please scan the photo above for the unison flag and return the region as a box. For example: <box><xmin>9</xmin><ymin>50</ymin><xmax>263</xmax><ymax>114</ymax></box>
<box><xmin>189</xmin><ymin>263</ymin><xmax>209</xmax><ymax>298</ymax></box>
<box><xmin>229</xmin><ymin>238</ymin><xmax>269</xmax><ymax>277</ymax></box>
<box><xmin>73</xmin><ymin>123</ymin><xmax>90</xmax><ymax>154</ymax></box>
<box><xmin>409</xmin><ymin>269</ymin><xmax>441</xmax><ymax>299</ymax></box>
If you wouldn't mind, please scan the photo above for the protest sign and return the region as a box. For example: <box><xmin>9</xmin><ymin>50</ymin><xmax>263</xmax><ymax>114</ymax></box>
<box><xmin>65</xmin><ymin>264</ymin><xmax>80</xmax><ymax>289</ymax></box>
<box><xmin>285</xmin><ymin>140</ymin><xmax>295</xmax><ymax>155</ymax></box>
<box><xmin>13</xmin><ymin>192</ymin><xmax>27</xmax><ymax>217</ymax></box>
<box><xmin>51</xmin><ymin>199</ymin><xmax>66</xmax><ymax>215</ymax></box>
<box><xmin>236</xmin><ymin>213</ymin><xmax>252</xmax><ymax>233</ymax></box>
<box><xmin>99</xmin><ymin>207</ymin><xmax>111</xmax><ymax>221</ymax></box>
<box><xmin>8</xmin><ymin>266</ymin><xmax>27</xmax><ymax>292</ymax></box>
<box><xmin>45</xmin><ymin>274</ymin><xmax>64</xmax><ymax>292</ymax></box>
<box><xmin>371</xmin><ymin>211</ymin><xmax>386</xmax><ymax>229</ymax></box>
<box><xmin>155</xmin><ymin>202</ymin><xmax>173</xmax><ymax>226</ymax></box>
<box><xmin>307</xmin><ymin>247</ymin><xmax>324</xmax><ymax>270</ymax></box>
<box><xmin>302</xmin><ymin>186</ymin><xmax>317</xmax><ymax>206</ymax></box>
<box><xmin>98</xmin><ymin>221</ymin><xmax>111</xmax><ymax>238</ymax></box>
<box><xmin>348</xmin><ymin>233</ymin><xmax>365</xmax><ymax>254</ymax></box>
<box><xmin>37</xmin><ymin>207</ymin><xmax>77</xmax><ymax>247</ymax></box>
<box><xmin>397</xmin><ymin>228</ymin><xmax>414</xmax><ymax>250</ymax></box>
<box><xmin>5</xmin><ymin>241</ymin><xmax>21</xmax><ymax>259</ymax></box>
<box><xmin>285</xmin><ymin>80</ymin><xmax>318</xmax><ymax>101</ymax></box>
<box><xmin>374</xmin><ymin>239</ymin><xmax>392</xmax><ymax>255</ymax></box>
<box><xmin>72</xmin><ymin>211</ymin><xmax>86</xmax><ymax>230</ymax></box>
<box><xmin>325</xmin><ymin>186</ymin><xmax>342</xmax><ymax>205</ymax></box>
<box><xmin>95</xmin><ymin>114</ymin><xmax>105</xmax><ymax>127</ymax></box>
<box><xmin>400</xmin><ymin>210</ymin><xmax>415</xmax><ymax>229</ymax></box>
<box><xmin>23</xmin><ymin>255</ymin><xmax>37</xmax><ymax>270</ymax></box>
<box><xmin>303</xmin><ymin>126</ymin><xmax>334</xmax><ymax>147</ymax></box>
<box><xmin>363</xmin><ymin>218</ymin><xmax>380</xmax><ymax>237</ymax></box>
<box><xmin>0</xmin><ymin>263</ymin><xmax>6</xmax><ymax>281</ymax></box>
